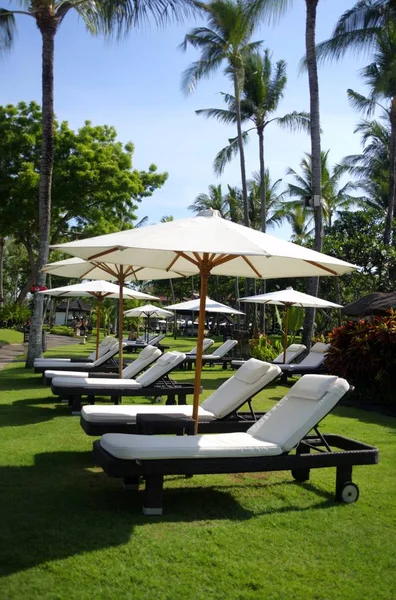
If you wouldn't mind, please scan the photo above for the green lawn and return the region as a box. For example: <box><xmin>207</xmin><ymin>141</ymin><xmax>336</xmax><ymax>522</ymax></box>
<box><xmin>0</xmin><ymin>337</ymin><xmax>395</xmax><ymax>599</ymax></box>
<box><xmin>0</xmin><ymin>328</ymin><xmax>23</xmax><ymax>346</ymax></box>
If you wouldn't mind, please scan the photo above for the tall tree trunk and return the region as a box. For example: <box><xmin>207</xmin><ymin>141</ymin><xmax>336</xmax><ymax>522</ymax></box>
<box><xmin>258</xmin><ymin>126</ymin><xmax>266</xmax><ymax>331</ymax></box>
<box><xmin>384</xmin><ymin>95</ymin><xmax>396</xmax><ymax>247</ymax></box>
<box><xmin>302</xmin><ymin>0</ymin><xmax>322</xmax><ymax>350</ymax></box>
<box><xmin>26</xmin><ymin>22</ymin><xmax>56</xmax><ymax>366</ymax></box>
<box><xmin>0</xmin><ymin>237</ymin><xmax>4</xmax><ymax>306</ymax></box>
<box><xmin>233</xmin><ymin>72</ymin><xmax>250</xmax><ymax>227</ymax></box>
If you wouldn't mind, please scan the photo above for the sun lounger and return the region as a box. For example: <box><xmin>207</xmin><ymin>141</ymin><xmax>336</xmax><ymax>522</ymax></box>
<box><xmin>124</xmin><ymin>334</ymin><xmax>167</xmax><ymax>353</ymax></box>
<box><xmin>43</xmin><ymin>345</ymin><xmax>162</xmax><ymax>385</ymax></box>
<box><xmin>92</xmin><ymin>374</ymin><xmax>379</xmax><ymax>514</ymax></box>
<box><xmin>34</xmin><ymin>336</ymin><xmax>117</xmax><ymax>366</ymax></box>
<box><xmin>231</xmin><ymin>343</ymin><xmax>307</xmax><ymax>370</ymax></box>
<box><xmin>185</xmin><ymin>338</ymin><xmax>214</xmax><ymax>356</ymax></box>
<box><xmin>279</xmin><ymin>342</ymin><xmax>330</xmax><ymax>381</ymax></box>
<box><xmin>51</xmin><ymin>351</ymin><xmax>192</xmax><ymax>412</ymax></box>
<box><xmin>184</xmin><ymin>339</ymin><xmax>238</xmax><ymax>370</ymax></box>
<box><xmin>34</xmin><ymin>342</ymin><xmax>123</xmax><ymax>375</ymax></box>
<box><xmin>80</xmin><ymin>359</ymin><xmax>281</xmax><ymax>435</ymax></box>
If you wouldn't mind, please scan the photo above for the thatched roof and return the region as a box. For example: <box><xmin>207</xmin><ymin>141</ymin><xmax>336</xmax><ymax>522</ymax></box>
<box><xmin>342</xmin><ymin>292</ymin><xmax>396</xmax><ymax>317</ymax></box>
<box><xmin>56</xmin><ymin>299</ymin><xmax>92</xmax><ymax>313</ymax></box>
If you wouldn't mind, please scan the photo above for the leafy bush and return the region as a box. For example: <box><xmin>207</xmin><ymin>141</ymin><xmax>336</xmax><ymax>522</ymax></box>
<box><xmin>50</xmin><ymin>326</ymin><xmax>74</xmax><ymax>337</ymax></box>
<box><xmin>249</xmin><ymin>335</ymin><xmax>282</xmax><ymax>362</ymax></box>
<box><xmin>0</xmin><ymin>303</ymin><xmax>31</xmax><ymax>327</ymax></box>
<box><xmin>325</xmin><ymin>312</ymin><xmax>396</xmax><ymax>404</ymax></box>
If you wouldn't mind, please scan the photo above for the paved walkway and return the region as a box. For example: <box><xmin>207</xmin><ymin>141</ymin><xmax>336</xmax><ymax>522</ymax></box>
<box><xmin>0</xmin><ymin>334</ymin><xmax>82</xmax><ymax>371</ymax></box>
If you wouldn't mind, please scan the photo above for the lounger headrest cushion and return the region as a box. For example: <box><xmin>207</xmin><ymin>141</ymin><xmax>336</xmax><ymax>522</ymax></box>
<box><xmin>156</xmin><ymin>352</ymin><xmax>183</xmax><ymax>366</ymax></box>
<box><xmin>310</xmin><ymin>342</ymin><xmax>330</xmax><ymax>354</ymax></box>
<box><xmin>234</xmin><ymin>358</ymin><xmax>273</xmax><ymax>384</ymax></box>
<box><xmin>288</xmin><ymin>374</ymin><xmax>339</xmax><ymax>400</ymax></box>
<box><xmin>102</xmin><ymin>336</ymin><xmax>116</xmax><ymax>346</ymax></box>
<box><xmin>287</xmin><ymin>344</ymin><xmax>305</xmax><ymax>352</ymax></box>
<box><xmin>138</xmin><ymin>345</ymin><xmax>159</xmax><ymax>360</ymax></box>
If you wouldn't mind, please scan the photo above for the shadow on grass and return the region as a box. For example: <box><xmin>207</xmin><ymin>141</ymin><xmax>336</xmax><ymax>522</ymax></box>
<box><xmin>0</xmin><ymin>397</ymin><xmax>69</xmax><ymax>428</ymax></box>
<box><xmin>0</xmin><ymin>451</ymin><xmax>255</xmax><ymax>577</ymax></box>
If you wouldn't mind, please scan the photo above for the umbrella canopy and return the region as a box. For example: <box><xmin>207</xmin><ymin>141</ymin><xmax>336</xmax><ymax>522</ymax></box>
<box><xmin>39</xmin><ymin>281</ymin><xmax>158</xmax><ymax>358</ymax></box>
<box><xmin>42</xmin><ymin>257</ymin><xmax>183</xmax><ymax>282</ymax></box>
<box><xmin>52</xmin><ymin>209</ymin><xmax>358</xmax><ymax>432</ymax></box>
<box><xmin>124</xmin><ymin>304</ymin><xmax>174</xmax><ymax>343</ymax></box>
<box><xmin>342</xmin><ymin>292</ymin><xmax>396</xmax><ymax>317</ymax></box>
<box><xmin>165</xmin><ymin>297</ymin><xmax>244</xmax><ymax>315</ymax></box>
<box><xmin>240</xmin><ymin>287</ymin><xmax>342</xmax><ymax>362</ymax></box>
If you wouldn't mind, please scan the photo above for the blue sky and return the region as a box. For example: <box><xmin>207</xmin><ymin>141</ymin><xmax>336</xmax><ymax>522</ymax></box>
<box><xmin>2</xmin><ymin>0</ymin><xmax>370</xmax><ymax>238</ymax></box>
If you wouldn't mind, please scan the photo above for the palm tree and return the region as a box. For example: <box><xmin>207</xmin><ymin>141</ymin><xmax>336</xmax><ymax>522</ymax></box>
<box><xmin>345</xmin><ymin>25</ymin><xmax>396</xmax><ymax>246</ymax></box>
<box><xmin>188</xmin><ymin>184</ymin><xmax>229</xmax><ymax>217</ymax></box>
<box><xmin>315</xmin><ymin>0</ymin><xmax>396</xmax><ymax>63</ymax></box>
<box><xmin>341</xmin><ymin>105</ymin><xmax>390</xmax><ymax>213</ymax></box>
<box><xmin>274</xmin><ymin>203</ymin><xmax>314</xmax><ymax>244</ymax></box>
<box><xmin>180</xmin><ymin>0</ymin><xmax>263</xmax><ymax>226</ymax></box>
<box><xmin>196</xmin><ymin>49</ymin><xmax>310</xmax><ymax>233</ymax></box>
<box><xmin>0</xmin><ymin>0</ymin><xmax>197</xmax><ymax>366</ymax></box>
<box><xmin>253</xmin><ymin>0</ymin><xmax>323</xmax><ymax>347</ymax></box>
<box><xmin>283</xmin><ymin>150</ymin><xmax>363</xmax><ymax>228</ymax></box>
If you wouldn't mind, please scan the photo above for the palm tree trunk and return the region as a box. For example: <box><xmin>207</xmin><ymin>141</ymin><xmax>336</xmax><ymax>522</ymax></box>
<box><xmin>26</xmin><ymin>20</ymin><xmax>56</xmax><ymax>367</ymax></box>
<box><xmin>258</xmin><ymin>127</ymin><xmax>266</xmax><ymax>233</ymax></box>
<box><xmin>303</xmin><ymin>0</ymin><xmax>322</xmax><ymax>350</ymax></box>
<box><xmin>233</xmin><ymin>72</ymin><xmax>250</xmax><ymax>227</ymax></box>
<box><xmin>384</xmin><ymin>95</ymin><xmax>396</xmax><ymax>247</ymax></box>
<box><xmin>0</xmin><ymin>237</ymin><xmax>4</xmax><ymax>306</ymax></box>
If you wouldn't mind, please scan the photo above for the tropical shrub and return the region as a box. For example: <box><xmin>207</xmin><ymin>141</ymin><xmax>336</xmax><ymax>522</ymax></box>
<box><xmin>0</xmin><ymin>303</ymin><xmax>30</xmax><ymax>327</ymax></box>
<box><xmin>325</xmin><ymin>312</ymin><xmax>396</xmax><ymax>404</ymax></box>
<box><xmin>50</xmin><ymin>326</ymin><xmax>74</xmax><ymax>337</ymax></box>
<box><xmin>249</xmin><ymin>335</ymin><xmax>282</xmax><ymax>362</ymax></box>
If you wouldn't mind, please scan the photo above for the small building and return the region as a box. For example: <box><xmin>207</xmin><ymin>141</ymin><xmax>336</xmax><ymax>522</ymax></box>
<box><xmin>55</xmin><ymin>299</ymin><xmax>93</xmax><ymax>326</ymax></box>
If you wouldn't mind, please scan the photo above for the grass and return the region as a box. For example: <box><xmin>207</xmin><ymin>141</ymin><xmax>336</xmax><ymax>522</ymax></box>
<box><xmin>0</xmin><ymin>328</ymin><xmax>23</xmax><ymax>346</ymax></box>
<box><xmin>0</xmin><ymin>336</ymin><xmax>395</xmax><ymax>599</ymax></box>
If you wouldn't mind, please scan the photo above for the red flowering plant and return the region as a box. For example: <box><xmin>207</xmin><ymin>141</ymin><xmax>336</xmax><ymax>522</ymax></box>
<box><xmin>325</xmin><ymin>311</ymin><xmax>396</xmax><ymax>404</ymax></box>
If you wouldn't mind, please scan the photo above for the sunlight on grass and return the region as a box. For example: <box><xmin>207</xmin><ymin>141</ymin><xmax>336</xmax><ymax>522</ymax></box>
<box><xmin>0</xmin><ymin>334</ymin><xmax>394</xmax><ymax>599</ymax></box>
<box><xmin>0</xmin><ymin>328</ymin><xmax>23</xmax><ymax>346</ymax></box>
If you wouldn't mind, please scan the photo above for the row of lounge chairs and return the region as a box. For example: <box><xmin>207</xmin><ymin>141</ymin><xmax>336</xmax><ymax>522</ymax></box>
<box><xmin>32</xmin><ymin>339</ymin><xmax>379</xmax><ymax>516</ymax></box>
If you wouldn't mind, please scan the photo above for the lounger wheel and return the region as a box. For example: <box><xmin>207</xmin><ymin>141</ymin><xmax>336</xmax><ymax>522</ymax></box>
<box><xmin>291</xmin><ymin>468</ymin><xmax>310</xmax><ymax>482</ymax></box>
<box><xmin>339</xmin><ymin>482</ymin><xmax>359</xmax><ymax>504</ymax></box>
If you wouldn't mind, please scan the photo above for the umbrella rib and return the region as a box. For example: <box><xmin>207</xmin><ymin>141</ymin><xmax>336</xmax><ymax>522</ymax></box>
<box><xmin>305</xmin><ymin>260</ymin><xmax>337</xmax><ymax>275</ymax></box>
<box><xmin>241</xmin><ymin>256</ymin><xmax>262</xmax><ymax>278</ymax></box>
<box><xmin>88</xmin><ymin>248</ymin><xmax>121</xmax><ymax>261</ymax></box>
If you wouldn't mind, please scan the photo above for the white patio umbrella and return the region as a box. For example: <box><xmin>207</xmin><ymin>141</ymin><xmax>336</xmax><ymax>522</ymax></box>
<box><xmin>52</xmin><ymin>208</ymin><xmax>358</xmax><ymax>432</ymax></box>
<box><xmin>39</xmin><ymin>280</ymin><xmax>158</xmax><ymax>359</ymax></box>
<box><xmin>42</xmin><ymin>257</ymin><xmax>185</xmax><ymax>374</ymax></box>
<box><xmin>124</xmin><ymin>304</ymin><xmax>174</xmax><ymax>342</ymax></box>
<box><xmin>240</xmin><ymin>287</ymin><xmax>342</xmax><ymax>363</ymax></box>
<box><xmin>165</xmin><ymin>296</ymin><xmax>245</xmax><ymax>315</ymax></box>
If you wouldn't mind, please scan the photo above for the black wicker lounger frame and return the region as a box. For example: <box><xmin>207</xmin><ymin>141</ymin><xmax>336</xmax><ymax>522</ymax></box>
<box><xmin>52</xmin><ymin>373</ymin><xmax>195</xmax><ymax>413</ymax></box>
<box><xmin>92</xmin><ymin>431</ymin><xmax>379</xmax><ymax>515</ymax></box>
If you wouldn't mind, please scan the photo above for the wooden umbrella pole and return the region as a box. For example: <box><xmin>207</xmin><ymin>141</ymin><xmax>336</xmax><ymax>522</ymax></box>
<box><xmin>96</xmin><ymin>296</ymin><xmax>102</xmax><ymax>359</ymax></box>
<box><xmin>192</xmin><ymin>259</ymin><xmax>210</xmax><ymax>434</ymax></box>
<box><xmin>118</xmin><ymin>268</ymin><xmax>124</xmax><ymax>378</ymax></box>
<box><xmin>283</xmin><ymin>306</ymin><xmax>290</xmax><ymax>364</ymax></box>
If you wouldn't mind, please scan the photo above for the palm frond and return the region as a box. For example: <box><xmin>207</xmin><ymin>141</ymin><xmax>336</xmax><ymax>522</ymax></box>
<box><xmin>195</xmin><ymin>107</ymin><xmax>236</xmax><ymax>124</ymax></box>
<box><xmin>0</xmin><ymin>9</ymin><xmax>16</xmax><ymax>56</ymax></box>
<box><xmin>274</xmin><ymin>111</ymin><xmax>311</xmax><ymax>133</ymax></box>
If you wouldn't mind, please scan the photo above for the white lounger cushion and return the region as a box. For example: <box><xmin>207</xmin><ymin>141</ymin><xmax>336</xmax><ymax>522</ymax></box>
<box><xmin>35</xmin><ymin>337</ymin><xmax>116</xmax><ymax>365</ymax></box>
<box><xmin>186</xmin><ymin>339</ymin><xmax>214</xmax><ymax>356</ymax></box>
<box><xmin>82</xmin><ymin>404</ymin><xmax>218</xmax><ymax>423</ymax></box>
<box><xmin>40</xmin><ymin>342</ymin><xmax>121</xmax><ymax>371</ymax></box>
<box><xmin>101</xmin><ymin>431</ymin><xmax>282</xmax><ymax>460</ymax></box>
<box><xmin>53</xmin><ymin>377</ymin><xmax>143</xmax><ymax>390</ymax></box>
<box><xmin>273</xmin><ymin>344</ymin><xmax>306</xmax><ymax>364</ymax></box>
<box><xmin>80</xmin><ymin>358</ymin><xmax>279</xmax><ymax>424</ymax></box>
<box><xmin>52</xmin><ymin>351</ymin><xmax>186</xmax><ymax>390</ymax></box>
<box><xmin>99</xmin><ymin>374</ymin><xmax>348</xmax><ymax>461</ymax></box>
<box><xmin>45</xmin><ymin>345</ymin><xmax>161</xmax><ymax>381</ymax></box>
<box><xmin>283</xmin><ymin>343</ymin><xmax>330</xmax><ymax>370</ymax></box>
<box><xmin>201</xmin><ymin>359</ymin><xmax>281</xmax><ymax>419</ymax></box>
<box><xmin>248</xmin><ymin>375</ymin><xmax>349</xmax><ymax>451</ymax></box>
<box><xmin>199</xmin><ymin>339</ymin><xmax>238</xmax><ymax>360</ymax></box>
